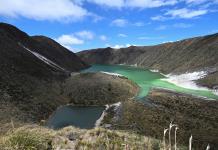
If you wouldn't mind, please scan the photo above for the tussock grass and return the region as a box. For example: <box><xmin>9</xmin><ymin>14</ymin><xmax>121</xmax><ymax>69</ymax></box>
<box><xmin>0</xmin><ymin>125</ymin><xmax>164</xmax><ymax>150</ymax></box>
<box><xmin>0</xmin><ymin>125</ymin><xmax>55</xmax><ymax>150</ymax></box>
<box><xmin>75</xmin><ymin>128</ymin><xmax>162</xmax><ymax>150</ymax></box>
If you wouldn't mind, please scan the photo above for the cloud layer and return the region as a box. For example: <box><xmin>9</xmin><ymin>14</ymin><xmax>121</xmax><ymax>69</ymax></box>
<box><xmin>0</xmin><ymin>0</ymin><xmax>89</xmax><ymax>22</ymax></box>
<box><xmin>0</xmin><ymin>0</ymin><xmax>216</xmax><ymax>22</ymax></box>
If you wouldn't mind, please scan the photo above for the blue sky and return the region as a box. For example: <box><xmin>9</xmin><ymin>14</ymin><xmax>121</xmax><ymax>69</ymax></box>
<box><xmin>0</xmin><ymin>0</ymin><xmax>218</xmax><ymax>52</ymax></box>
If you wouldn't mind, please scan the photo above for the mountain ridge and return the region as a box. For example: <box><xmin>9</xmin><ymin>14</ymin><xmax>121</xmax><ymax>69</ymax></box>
<box><xmin>78</xmin><ymin>32</ymin><xmax>218</xmax><ymax>73</ymax></box>
<box><xmin>78</xmin><ymin>32</ymin><xmax>218</xmax><ymax>88</ymax></box>
<box><xmin>0</xmin><ymin>22</ymin><xmax>89</xmax><ymax>132</ymax></box>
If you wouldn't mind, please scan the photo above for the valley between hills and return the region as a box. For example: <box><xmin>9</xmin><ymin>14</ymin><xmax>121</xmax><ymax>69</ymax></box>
<box><xmin>0</xmin><ymin>22</ymin><xmax>218</xmax><ymax>150</ymax></box>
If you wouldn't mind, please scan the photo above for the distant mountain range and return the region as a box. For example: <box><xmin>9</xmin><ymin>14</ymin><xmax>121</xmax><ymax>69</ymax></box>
<box><xmin>78</xmin><ymin>33</ymin><xmax>218</xmax><ymax>88</ymax></box>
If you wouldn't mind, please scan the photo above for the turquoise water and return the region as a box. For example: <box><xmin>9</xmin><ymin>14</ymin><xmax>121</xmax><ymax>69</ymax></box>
<box><xmin>83</xmin><ymin>64</ymin><xmax>218</xmax><ymax>100</ymax></box>
<box><xmin>47</xmin><ymin>106</ymin><xmax>105</xmax><ymax>129</ymax></box>
<box><xmin>47</xmin><ymin>64</ymin><xmax>217</xmax><ymax>129</ymax></box>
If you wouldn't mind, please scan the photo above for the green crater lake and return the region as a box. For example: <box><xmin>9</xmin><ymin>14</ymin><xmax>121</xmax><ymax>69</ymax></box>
<box><xmin>83</xmin><ymin>64</ymin><xmax>218</xmax><ymax>100</ymax></box>
<box><xmin>47</xmin><ymin>64</ymin><xmax>217</xmax><ymax>130</ymax></box>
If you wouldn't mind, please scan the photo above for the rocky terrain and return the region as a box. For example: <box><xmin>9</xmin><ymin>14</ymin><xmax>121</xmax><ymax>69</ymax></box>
<box><xmin>102</xmin><ymin>88</ymin><xmax>218</xmax><ymax>149</ymax></box>
<box><xmin>0</xmin><ymin>23</ymin><xmax>89</xmax><ymax>133</ymax></box>
<box><xmin>63</xmin><ymin>72</ymin><xmax>139</xmax><ymax>105</ymax></box>
<box><xmin>78</xmin><ymin>33</ymin><xmax>218</xmax><ymax>88</ymax></box>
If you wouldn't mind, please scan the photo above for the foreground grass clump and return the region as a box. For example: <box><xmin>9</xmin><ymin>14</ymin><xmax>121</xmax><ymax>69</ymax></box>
<box><xmin>75</xmin><ymin>128</ymin><xmax>161</xmax><ymax>150</ymax></box>
<box><xmin>0</xmin><ymin>125</ymin><xmax>55</xmax><ymax>150</ymax></box>
<box><xmin>0</xmin><ymin>125</ymin><xmax>162</xmax><ymax>150</ymax></box>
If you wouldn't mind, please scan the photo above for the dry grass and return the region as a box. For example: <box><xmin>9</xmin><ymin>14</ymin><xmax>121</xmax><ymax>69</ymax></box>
<box><xmin>0</xmin><ymin>125</ymin><xmax>55</xmax><ymax>150</ymax></box>
<box><xmin>75</xmin><ymin>128</ymin><xmax>162</xmax><ymax>150</ymax></box>
<box><xmin>0</xmin><ymin>125</ymin><xmax>164</xmax><ymax>150</ymax></box>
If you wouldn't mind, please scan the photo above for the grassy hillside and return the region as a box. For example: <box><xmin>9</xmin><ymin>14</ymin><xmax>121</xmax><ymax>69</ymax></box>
<box><xmin>0</xmin><ymin>125</ymin><xmax>171</xmax><ymax>150</ymax></box>
<box><xmin>63</xmin><ymin>72</ymin><xmax>139</xmax><ymax>105</ymax></box>
<box><xmin>196</xmin><ymin>71</ymin><xmax>218</xmax><ymax>88</ymax></box>
<box><xmin>102</xmin><ymin>88</ymin><xmax>218</xmax><ymax>149</ymax></box>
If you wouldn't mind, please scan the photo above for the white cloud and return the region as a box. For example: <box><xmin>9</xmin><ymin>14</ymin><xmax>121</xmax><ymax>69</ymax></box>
<box><xmin>118</xmin><ymin>33</ymin><xmax>127</xmax><ymax>37</ymax></box>
<box><xmin>55</xmin><ymin>34</ymin><xmax>84</xmax><ymax>50</ymax></box>
<box><xmin>86</xmin><ymin>0</ymin><xmax>178</xmax><ymax>8</ymax></box>
<box><xmin>151</xmin><ymin>15</ymin><xmax>168</xmax><ymax>21</ymax></box>
<box><xmin>100</xmin><ymin>35</ymin><xmax>107</xmax><ymax>41</ymax></box>
<box><xmin>165</xmin><ymin>8</ymin><xmax>208</xmax><ymax>19</ymax></box>
<box><xmin>76</xmin><ymin>30</ymin><xmax>94</xmax><ymax>40</ymax></box>
<box><xmin>152</xmin><ymin>8</ymin><xmax>208</xmax><ymax>21</ymax></box>
<box><xmin>133</xmin><ymin>22</ymin><xmax>145</xmax><ymax>26</ymax></box>
<box><xmin>111</xmin><ymin>20</ymin><xmax>146</xmax><ymax>27</ymax></box>
<box><xmin>173</xmin><ymin>23</ymin><xmax>193</xmax><ymax>28</ymax></box>
<box><xmin>156</xmin><ymin>25</ymin><xmax>167</xmax><ymax>30</ymax></box>
<box><xmin>112</xmin><ymin>44</ymin><xmax>131</xmax><ymax>49</ymax></box>
<box><xmin>126</xmin><ymin>0</ymin><xmax>178</xmax><ymax>8</ymax></box>
<box><xmin>111</xmin><ymin>19</ymin><xmax>128</xmax><ymax>27</ymax></box>
<box><xmin>0</xmin><ymin>0</ymin><xmax>90</xmax><ymax>22</ymax></box>
<box><xmin>87</xmin><ymin>0</ymin><xmax>124</xmax><ymax>8</ymax></box>
<box><xmin>185</xmin><ymin>0</ymin><xmax>209</xmax><ymax>5</ymax></box>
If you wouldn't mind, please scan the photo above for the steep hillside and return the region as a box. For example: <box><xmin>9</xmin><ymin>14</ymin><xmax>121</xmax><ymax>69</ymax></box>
<box><xmin>0</xmin><ymin>23</ymin><xmax>88</xmax><ymax>133</ymax></box>
<box><xmin>78</xmin><ymin>33</ymin><xmax>218</xmax><ymax>85</ymax></box>
<box><xmin>32</xmin><ymin>35</ymin><xmax>88</xmax><ymax>72</ymax></box>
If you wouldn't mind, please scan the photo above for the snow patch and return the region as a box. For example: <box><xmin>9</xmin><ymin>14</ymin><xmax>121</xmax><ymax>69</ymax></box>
<box><xmin>150</xmin><ymin>69</ymin><xmax>159</xmax><ymax>73</ymax></box>
<box><xmin>213</xmin><ymin>90</ymin><xmax>218</xmax><ymax>96</ymax></box>
<box><xmin>162</xmin><ymin>71</ymin><xmax>208</xmax><ymax>90</ymax></box>
<box><xmin>130</xmin><ymin>63</ymin><xmax>138</xmax><ymax>67</ymax></box>
<box><xmin>100</xmin><ymin>71</ymin><xmax>123</xmax><ymax>77</ymax></box>
<box><xmin>20</xmin><ymin>44</ymin><xmax>66</xmax><ymax>72</ymax></box>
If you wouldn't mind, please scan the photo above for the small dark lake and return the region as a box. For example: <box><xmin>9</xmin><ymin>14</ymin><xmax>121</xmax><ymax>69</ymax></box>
<box><xmin>47</xmin><ymin>105</ymin><xmax>105</xmax><ymax>129</ymax></box>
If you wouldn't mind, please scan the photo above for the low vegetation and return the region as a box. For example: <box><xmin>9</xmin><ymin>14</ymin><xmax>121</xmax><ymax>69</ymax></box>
<box><xmin>102</xmin><ymin>89</ymin><xmax>218</xmax><ymax>149</ymax></box>
<box><xmin>197</xmin><ymin>71</ymin><xmax>218</xmax><ymax>88</ymax></box>
<box><xmin>0</xmin><ymin>125</ymin><xmax>163</xmax><ymax>150</ymax></box>
<box><xmin>0</xmin><ymin>125</ymin><xmax>54</xmax><ymax>150</ymax></box>
<box><xmin>63</xmin><ymin>72</ymin><xmax>139</xmax><ymax>105</ymax></box>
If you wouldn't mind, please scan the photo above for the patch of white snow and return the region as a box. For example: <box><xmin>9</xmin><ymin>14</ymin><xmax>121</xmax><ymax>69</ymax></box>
<box><xmin>20</xmin><ymin>44</ymin><xmax>66</xmax><ymax>72</ymax></box>
<box><xmin>162</xmin><ymin>71</ymin><xmax>208</xmax><ymax>90</ymax></box>
<box><xmin>150</xmin><ymin>69</ymin><xmax>159</xmax><ymax>73</ymax></box>
<box><xmin>100</xmin><ymin>71</ymin><xmax>123</xmax><ymax>77</ymax></box>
